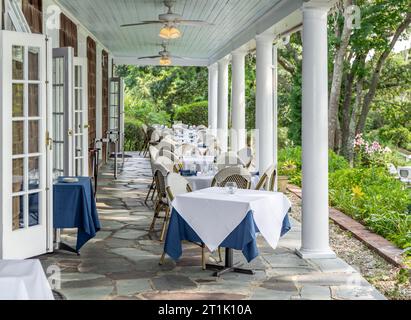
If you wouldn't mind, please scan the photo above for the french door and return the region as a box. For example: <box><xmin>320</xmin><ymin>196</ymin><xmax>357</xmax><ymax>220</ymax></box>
<box><xmin>109</xmin><ymin>77</ymin><xmax>124</xmax><ymax>155</ymax></box>
<box><xmin>0</xmin><ymin>31</ymin><xmax>50</xmax><ymax>259</ymax></box>
<box><xmin>52</xmin><ymin>47</ymin><xmax>74</xmax><ymax>178</ymax></box>
<box><xmin>73</xmin><ymin>57</ymin><xmax>89</xmax><ymax>177</ymax></box>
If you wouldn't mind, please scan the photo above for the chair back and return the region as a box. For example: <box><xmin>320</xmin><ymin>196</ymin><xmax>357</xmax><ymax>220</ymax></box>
<box><xmin>150</xmin><ymin>130</ymin><xmax>161</xmax><ymax>143</ymax></box>
<box><xmin>216</xmin><ymin>152</ymin><xmax>243</xmax><ymax>171</ymax></box>
<box><xmin>149</xmin><ymin>146</ymin><xmax>159</xmax><ymax>161</ymax></box>
<box><xmin>156</xmin><ymin>156</ymin><xmax>174</xmax><ymax>172</ymax></box>
<box><xmin>166</xmin><ymin>173</ymin><xmax>192</xmax><ymax>202</ymax></box>
<box><xmin>255</xmin><ymin>165</ymin><xmax>277</xmax><ymax>191</ymax></box>
<box><xmin>153</xmin><ymin>163</ymin><xmax>170</xmax><ymax>198</ymax></box>
<box><xmin>159</xmin><ymin>148</ymin><xmax>179</xmax><ymax>162</ymax></box>
<box><xmin>156</xmin><ymin>140</ymin><xmax>176</xmax><ymax>153</ymax></box>
<box><xmin>212</xmin><ymin>167</ymin><xmax>251</xmax><ymax>189</ymax></box>
<box><xmin>238</xmin><ymin>147</ymin><xmax>253</xmax><ymax>168</ymax></box>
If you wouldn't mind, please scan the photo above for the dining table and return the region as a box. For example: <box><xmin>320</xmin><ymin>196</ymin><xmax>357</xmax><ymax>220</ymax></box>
<box><xmin>0</xmin><ymin>260</ymin><xmax>54</xmax><ymax>300</ymax></box>
<box><xmin>53</xmin><ymin>177</ymin><xmax>100</xmax><ymax>254</ymax></box>
<box><xmin>164</xmin><ymin>187</ymin><xmax>292</xmax><ymax>277</ymax></box>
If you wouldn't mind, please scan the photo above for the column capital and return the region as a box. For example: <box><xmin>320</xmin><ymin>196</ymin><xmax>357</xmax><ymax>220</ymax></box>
<box><xmin>231</xmin><ymin>48</ymin><xmax>248</xmax><ymax>59</ymax></box>
<box><xmin>302</xmin><ymin>1</ymin><xmax>330</xmax><ymax>16</ymax></box>
<box><xmin>208</xmin><ymin>63</ymin><xmax>218</xmax><ymax>72</ymax></box>
<box><xmin>255</xmin><ymin>32</ymin><xmax>274</xmax><ymax>45</ymax></box>
<box><xmin>218</xmin><ymin>56</ymin><xmax>230</xmax><ymax>68</ymax></box>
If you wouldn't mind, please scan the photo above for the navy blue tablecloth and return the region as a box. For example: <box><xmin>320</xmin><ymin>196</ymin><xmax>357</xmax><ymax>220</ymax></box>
<box><xmin>164</xmin><ymin>209</ymin><xmax>291</xmax><ymax>263</ymax></box>
<box><xmin>53</xmin><ymin>177</ymin><xmax>100</xmax><ymax>252</ymax></box>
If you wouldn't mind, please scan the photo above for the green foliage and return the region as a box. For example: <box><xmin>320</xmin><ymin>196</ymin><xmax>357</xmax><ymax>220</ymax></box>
<box><xmin>174</xmin><ymin>101</ymin><xmax>208</xmax><ymax>126</ymax></box>
<box><xmin>378</xmin><ymin>126</ymin><xmax>411</xmax><ymax>150</ymax></box>
<box><xmin>329</xmin><ymin>168</ymin><xmax>411</xmax><ymax>254</ymax></box>
<box><xmin>124</xmin><ymin>117</ymin><xmax>145</xmax><ymax>152</ymax></box>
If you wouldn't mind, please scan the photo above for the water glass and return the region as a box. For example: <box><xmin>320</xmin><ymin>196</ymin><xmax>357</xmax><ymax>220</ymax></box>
<box><xmin>226</xmin><ymin>182</ymin><xmax>238</xmax><ymax>194</ymax></box>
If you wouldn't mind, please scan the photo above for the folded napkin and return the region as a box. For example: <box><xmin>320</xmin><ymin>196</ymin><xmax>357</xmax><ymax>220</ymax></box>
<box><xmin>180</xmin><ymin>170</ymin><xmax>198</xmax><ymax>177</ymax></box>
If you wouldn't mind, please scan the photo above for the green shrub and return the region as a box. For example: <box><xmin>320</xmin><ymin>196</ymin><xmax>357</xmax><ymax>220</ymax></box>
<box><xmin>124</xmin><ymin>117</ymin><xmax>145</xmax><ymax>152</ymax></box>
<box><xmin>174</xmin><ymin>101</ymin><xmax>208</xmax><ymax>126</ymax></box>
<box><xmin>329</xmin><ymin>168</ymin><xmax>411</xmax><ymax>254</ymax></box>
<box><xmin>378</xmin><ymin>126</ymin><xmax>411</xmax><ymax>150</ymax></box>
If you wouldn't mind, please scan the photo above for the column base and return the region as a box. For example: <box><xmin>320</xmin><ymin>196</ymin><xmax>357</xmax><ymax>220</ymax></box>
<box><xmin>296</xmin><ymin>248</ymin><xmax>336</xmax><ymax>260</ymax></box>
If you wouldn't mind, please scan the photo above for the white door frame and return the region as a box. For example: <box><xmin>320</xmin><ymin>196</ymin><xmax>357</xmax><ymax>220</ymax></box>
<box><xmin>52</xmin><ymin>47</ymin><xmax>74</xmax><ymax>178</ymax></box>
<box><xmin>0</xmin><ymin>30</ymin><xmax>50</xmax><ymax>259</ymax></box>
<box><xmin>73</xmin><ymin>56</ymin><xmax>89</xmax><ymax>177</ymax></box>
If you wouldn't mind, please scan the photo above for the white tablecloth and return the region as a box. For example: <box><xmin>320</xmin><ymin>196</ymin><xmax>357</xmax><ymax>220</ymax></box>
<box><xmin>172</xmin><ymin>188</ymin><xmax>292</xmax><ymax>251</ymax></box>
<box><xmin>0</xmin><ymin>260</ymin><xmax>54</xmax><ymax>300</ymax></box>
<box><xmin>182</xmin><ymin>156</ymin><xmax>215</xmax><ymax>171</ymax></box>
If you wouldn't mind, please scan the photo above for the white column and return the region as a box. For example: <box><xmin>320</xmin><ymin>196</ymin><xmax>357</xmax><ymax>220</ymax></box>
<box><xmin>272</xmin><ymin>44</ymin><xmax>279</xmax><ymax>191</ymax></box>
<box><xmin>208</xmin><ymin>63</ymin><xmax>218</xmax><ymax>134</ymax></box>
<box><xmin>217</xmin><ymin>57</ymin><xmax>230</xmax><ymax>152</ymax></box>
<box><xmin>255</xmin><ymin>34</ymin><xmax>274</xmax><ymax>173</ymax></box>
<box><xmin>231</xmin><ymin>49</ymin><xmax>247</xmax><ymax>153</ymax></box>
<box><xmin>297</xmin><ymin>4</ymin><xmax>336</xmax><ymax>259</ymax></box>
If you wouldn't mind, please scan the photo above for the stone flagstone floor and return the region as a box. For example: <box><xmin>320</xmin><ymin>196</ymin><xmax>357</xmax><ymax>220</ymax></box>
<box><xmin>39</xmin><ymin>153</ymin><xmax>386</xmax><ymax>300</ymax></box>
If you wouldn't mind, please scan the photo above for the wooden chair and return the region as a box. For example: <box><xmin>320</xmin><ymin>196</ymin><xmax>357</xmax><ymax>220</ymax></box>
<box><xmin>159</xmin><ymin>173</ymin><xmax>210</xmax><ymax>270</ymax></box>
<box><xmin>238</xmin><ymin>147</ymin><xmax>253</xmax><ymax>169</ymax></box>
<box><xmin>255</xmin><ymin>165</ymin><xmax>277</xmax><ymax>192</ymax></box>
<box><xmin>212</xmin><ymin>166</ymin><xmax>252</xmax><ymax>189</ymax></box>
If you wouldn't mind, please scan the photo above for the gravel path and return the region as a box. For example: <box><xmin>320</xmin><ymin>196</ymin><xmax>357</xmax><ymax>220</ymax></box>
<box><xmin>287</xmin><ymin>192</ymin><xmax>411</xmax><ymax>300</ymax></box>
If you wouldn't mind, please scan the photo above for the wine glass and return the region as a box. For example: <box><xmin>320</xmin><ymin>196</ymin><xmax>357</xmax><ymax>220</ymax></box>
<box><xmin>226</xmin><ymin>182</ymin><xmax>238</xmax><ymax>194</ymax></box>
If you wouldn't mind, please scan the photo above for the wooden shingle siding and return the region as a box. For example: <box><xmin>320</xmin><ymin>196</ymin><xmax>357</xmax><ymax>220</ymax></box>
<box><xmin>60</xmin><ymin>13</ymin><xmax>78</xmax><ymax>56</ymax></box>
<box><xmin>102</xmin><ymin>50</ymin><xmax>109</xmax><ymax>163</ymax></box>
<box><xmin>22</xmin><ymin>0</ymin><xmax>43</xmax><ymax>34</ymax></box>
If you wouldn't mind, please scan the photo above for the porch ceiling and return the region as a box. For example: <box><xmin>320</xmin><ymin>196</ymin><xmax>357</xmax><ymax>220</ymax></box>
<box><xmin>55</xmin><ymin>0</ymin><xmax>309</xmax><ymax>66</ymax></box>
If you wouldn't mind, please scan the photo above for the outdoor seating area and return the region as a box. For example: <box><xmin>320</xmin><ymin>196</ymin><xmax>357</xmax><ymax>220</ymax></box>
<box><xmin>0</xmin><ymin>0</ymin><xmax>409</xmax><ymax>304</ymax></box>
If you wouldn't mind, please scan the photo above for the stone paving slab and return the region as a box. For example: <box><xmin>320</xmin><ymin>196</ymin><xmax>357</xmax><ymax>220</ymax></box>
<box><xmin>40</xmin><ymin>153</ymin><xmax>386</xmax><ymax>300</ymax></box>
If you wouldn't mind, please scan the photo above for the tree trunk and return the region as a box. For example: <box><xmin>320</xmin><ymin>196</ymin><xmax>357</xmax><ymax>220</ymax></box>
<box><xmin>328</xmin><ymin>0</ymin><xmax>353</xmax><ymax>150</ymax></box>
<box><xmin>348</xmin><ymin>79</ymin><xmax>364</xmax><ymax>165</ymax></box>
<box><xmin>356</xmin><ymin>10</ymin><xmax>411</xmax><ymax>135</ymax></box>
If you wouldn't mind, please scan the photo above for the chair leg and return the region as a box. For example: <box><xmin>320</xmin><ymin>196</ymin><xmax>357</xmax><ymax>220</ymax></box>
<box><xmin>150</xmin><ymin>202</ymin><xmax>160</xmax><ymax>232</ymax></box>
<box><xmin>159</xmin><ymin>207</ymin><xmax>170</xmax><ymax>242</ymax></box>
<box><xmin>159</xmin><ymin>252</ymin><xmax>166</xmax><ymax>266</ymax></box>
<box><xmin>151</xmin><ymin>188</ymin><xmax>157</xmax><ymax>201</ymax></box>
<box><xmin>144</xmin><ymin>179</ymin><xmax>155</xmax><ymax>204</ymax></box>
<box><xmin>218</xmin><ymin>247</ymin><xmax>223</xmax><ymax>263</ymax></box>
<box><xmin>201</xmin><ymin>244</ymin><xmax>206</xmax><ymax>270</ymax></box>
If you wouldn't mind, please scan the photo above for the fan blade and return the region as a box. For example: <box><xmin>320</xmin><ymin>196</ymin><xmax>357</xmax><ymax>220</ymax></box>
<box><xmin>138</xmin><ymin>55</ymin><xmax>162</xmax><ymax>60</ymax></box>
<box><xmin>121</xmin><ymin>21</ymin><xmax>164</xmax><ymax>27</ymax></box>
<box><xmin>177</xmin><ymin>20</ymin><xmax>214</xmax><ymax>26</ymax></box>
<box><xmin>170</xmin><ymin>55</ymin><xmax>193</xmax><ymax>60</ymax></box>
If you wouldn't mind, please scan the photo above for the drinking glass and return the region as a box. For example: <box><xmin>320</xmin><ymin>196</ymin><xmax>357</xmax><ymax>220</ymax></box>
<box><xmin>226</xmin><ymin>182</ymin><xmax>238</xmax><ymax>194</ymax></box>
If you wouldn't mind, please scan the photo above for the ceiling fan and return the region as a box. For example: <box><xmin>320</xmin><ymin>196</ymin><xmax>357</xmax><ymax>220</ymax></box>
<box><xmin>121</xmin><ymin>0</ymin><xmax>214</xmax><ymax>39</ymax></box>
<box><xmin>138</xmin><ymin>42</ymin><xmax>191</xmax><ymax>66</ymax></box>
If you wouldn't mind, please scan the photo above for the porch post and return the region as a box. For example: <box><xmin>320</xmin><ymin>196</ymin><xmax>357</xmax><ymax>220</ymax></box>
<box><xmin>208</xmin><ymin>63</ymin><xmax>218</xmax><ymax>134</ymax></box>
<box><xmin>297</xmin><ymin>4</ymin><xmax>336</xmax><ymax>259</ymax></box>
<box><xmin>231</xmin><ymin>49</ymin><xmax>247</xmax><ymax>153</ymax></box>
<box><xmin>272</xmin><ymin>43</ymin><xmax>279</xmax><ymax>191</ymax></box>
<box><xmin>255</xmin><ymin>34</ymin><xmax>274</xmax><ymax>173</ymax></box>
<box><xmin>217</xmin><ymin>56</ymin><xmax>230</xmax><ymax>152</ymax></box>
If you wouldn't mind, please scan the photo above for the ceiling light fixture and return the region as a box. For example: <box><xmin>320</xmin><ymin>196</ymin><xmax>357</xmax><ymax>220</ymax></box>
<box><xmin>159</xmin><ymin>56</ymin><xmax>172</xmax><ymax>66</ymax></box>
<box><xmin>159</xmin><ymin>25</ymin><xmax>181</xmax><ymax>39</ymax></box>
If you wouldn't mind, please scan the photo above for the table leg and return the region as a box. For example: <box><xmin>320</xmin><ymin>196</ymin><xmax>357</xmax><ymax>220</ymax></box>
<box><xmin>53</xmin><ymin>229</ymin><xmax>79</xmax><ymax>255</ymax></box>
<box><xmin>206</xmin><ymin>248</ymin><xmax>254</xmax><ymax>277</ymax></box>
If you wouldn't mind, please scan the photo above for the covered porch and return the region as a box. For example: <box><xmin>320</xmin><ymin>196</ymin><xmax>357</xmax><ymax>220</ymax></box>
<box><xmin>39</xmin><ymin>154</ymin><xmax>385</xmax><ymax>300</ymax></box>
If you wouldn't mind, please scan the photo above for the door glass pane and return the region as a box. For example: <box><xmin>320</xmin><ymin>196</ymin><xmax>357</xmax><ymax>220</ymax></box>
<box><xmin>75</xmin><ymin>159</ymin><xmax>83</xmax><ymax>176</ymax></box>
<box><xmin>13</xmin><ymin>84</ymin><xmax>24</xmax><ymax>117</ymax></box>
<box><xmin>29</xmin><ymin>84</ymin><xmax>39</xmax><ymax>117</ymax></box>
<box><xmin>29</xmin><ymin>121</ymin><xmax>39</xmax><ymax>154</ymax></box>
<box><xmin>12</xmin><ymin>196</ymin><xmax>24</xmax><ymax>231</ymax></box>
<box><xmin>28</xmin><ymin>47</ymin><xmax>40</xmax><ymax>81</ymax></box>
<box><xmin>13</xmin><ymin>46</ymin><xmax>25</xmax><ymax>80</ymax></box>
<box><xmin>29</xmin><ymin>157</ymin><xmax>40</xmax><ymax>190</ymax></box>
<box><xmin>12</xmin><ymin>121</ymin><xmax>24</xmax><ymax>155</ymax></box>
<box><xmin>13</xmin><ymin>159</ymin><xmax>24</xmax><ymax>192</ymax></box>
<box><xmin>29</xmin><ymin>193</ymin><xmax>40</xmax><ymax>227</ymax></box>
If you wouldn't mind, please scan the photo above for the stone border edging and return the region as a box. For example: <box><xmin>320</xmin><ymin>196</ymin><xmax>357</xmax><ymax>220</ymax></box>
<box><xmin>286</xmin><ymin>184</ymin><xmax>407</xmax><ymax>269</ymax></box>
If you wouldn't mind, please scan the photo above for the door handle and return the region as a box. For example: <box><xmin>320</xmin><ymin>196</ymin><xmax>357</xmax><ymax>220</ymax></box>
<box><xmin>45</xmin><ymin>131</ymin><xmax>53</xmax><ymax>150</ymax></box>
<box><xmin>84</xmin><ymin>124</ymin><xmax>90</xmax><ymax>129</ymax></box>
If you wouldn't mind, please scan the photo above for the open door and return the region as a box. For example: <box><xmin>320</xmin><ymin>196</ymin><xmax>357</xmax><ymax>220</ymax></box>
<box><xmin>73</xmin><ymin>57</ymin><xmax>89</xmax><ymax>177</ymax></box>
<box><xmin>52</xmin><ymin>47</ymin><xmax>74</xmax><ymax>179</ymax></box>
<box><xmin>109</xmin><ymin>77</ymin><xmax>125</xmax><ymax>157</ymax></box>
<box><xmin>0</xmin><ymin>30</ymin><xmax>50</xmax><ymax>259</ymax></box>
